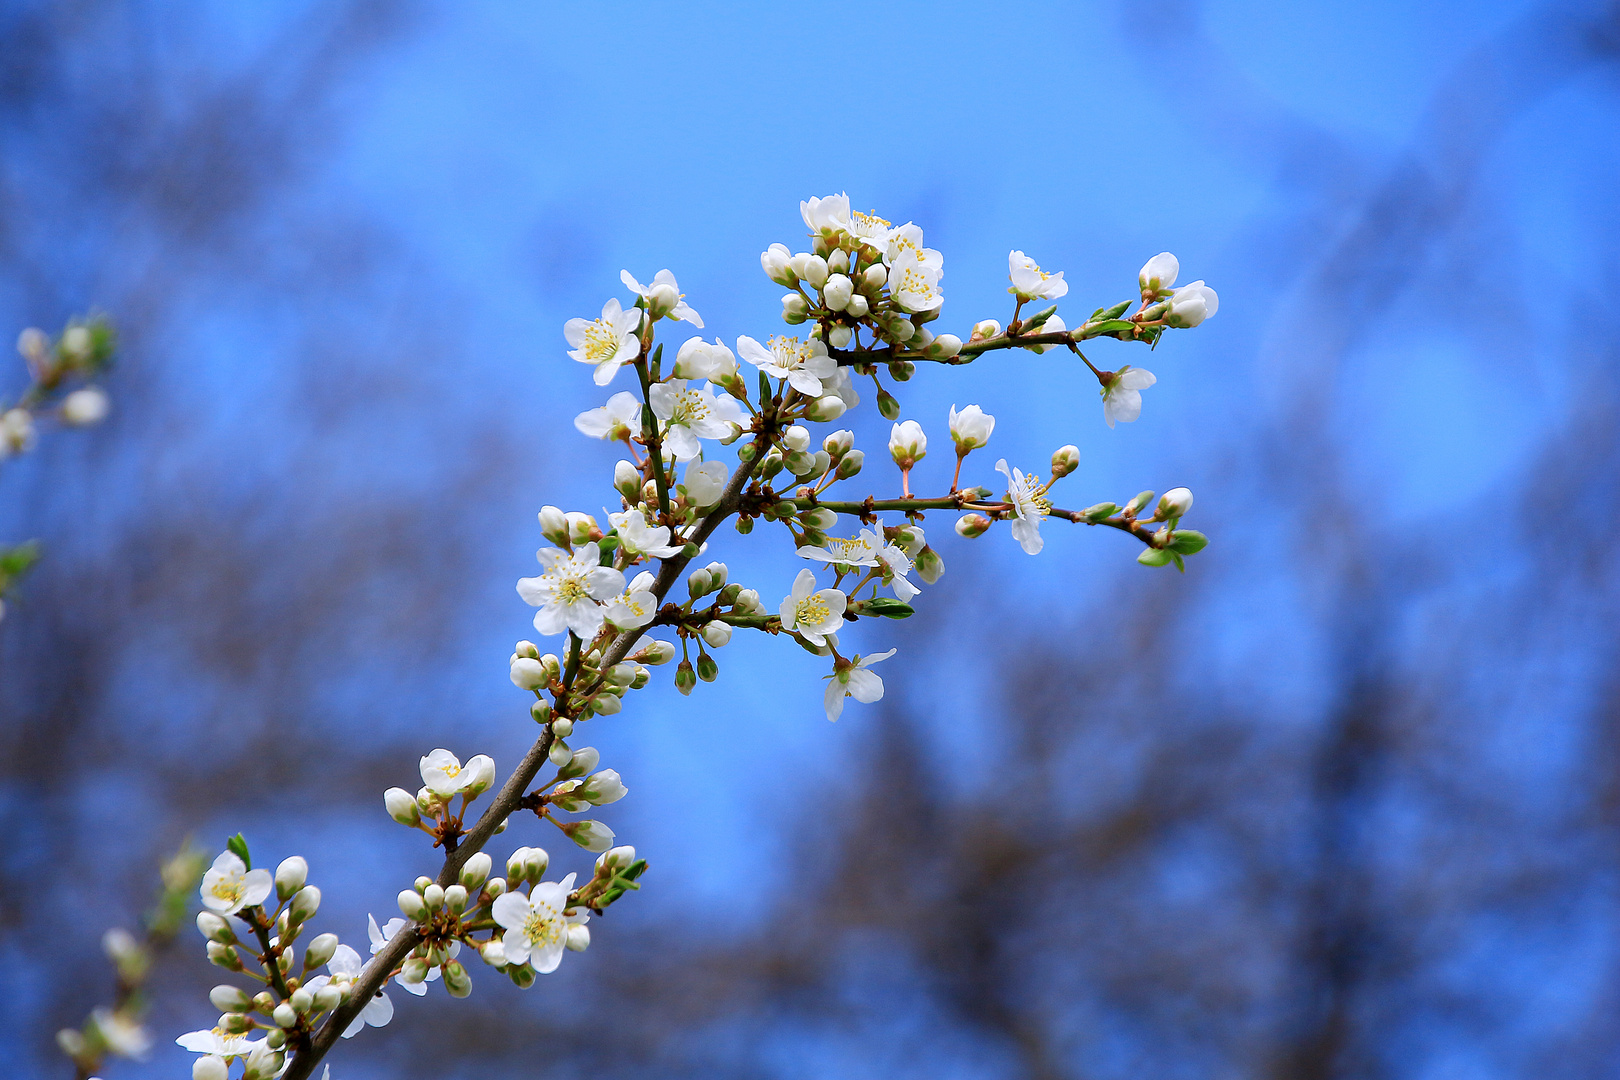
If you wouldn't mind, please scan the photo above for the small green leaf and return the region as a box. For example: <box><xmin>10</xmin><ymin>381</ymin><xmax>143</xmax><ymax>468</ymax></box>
<box><xmin>1023</xmin><ymin>304</ymin><xmax>1058</xmax><ymax>330</ymax></box>
<box><xmin>861</xmin><ymin>598</ymin><xmax>915</xmax><ymax>619</ymax></box>
<box><xmin>1101</xmin><ymin>300</ymin><xmax>1132</xmax><ymax>320</ymax></box>
<box><xmin>1087</xmin><ymin>319</ymin><xmax>1136</xmax><ymax>334</ymax></box>
<box><xmin>1137</xmin><ymin>548</ymin><xmax>1174</xmax><ymax>568</ymax></box>
<box><xmin>1169</xmin><ymin>530</ymin><xmax>1208</xmax><ymax>555</ymax></box>
<box><xmin>226</xmin><ymin>833</ymin><xmax>251</xmax><ymax>869</ymax></box>
<box><xmin>1081</xmin><ymin>502</ymin><xmax>1118</xmax><ymax>523</ymax></box>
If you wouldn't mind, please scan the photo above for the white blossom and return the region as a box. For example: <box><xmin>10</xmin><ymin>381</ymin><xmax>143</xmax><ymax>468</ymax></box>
<box><xmin>199</xmin><ymin>852</ymin><xmax>272</xmax><ymax>916</ymax></box>
<box><xmin>1166</xmin><ymin>281</ymin><xmax>1218</xmax><ymax>327</ymax></box>
<box><xmin>1101</xmin><ymin>366</ymin><xmax>1156</xmax><ymax>428</ymax></box>
<box><xmin>61</xmin><ymin>386</ymin><xmax>110</xmax><ymax>426</ymax></box>
<box><xmin>0</xmin><ymin>408</ymin><xmax>36</xmax><ymax>458</ymax></box>
<box><xmin>176</xmin><ymin>1029</ymin><xmax>265</xmax><ymax>1061</ymax></box>
<box><xmin>368</xmin><ymin>914</ymin><xmax>451</xmax><ymax>996</ymax></box>
<box><xmin>305</xmin><ymin>945</ymin><xmax>393</xmax><ymax>1038</ymax></box>
<box><xmin>602</xmin><ymin>570</ymin><xmax>659</xmax><ymax>630</ymax></box>
<box><xmin>876</xmin><ymin>541</ymin><xmax>919</xmax><ymax>601</ymax></box>
<box><xmin>672</xmin><ymin>336</ymin><xmax>738</xmax><ymax>383</ymax></box>
<box><xmin>419</xmin><ymin>749</ymin><xmax>494</xmax><ymax>799</ymax></box>
<box><xmin>761</xmin><ymin>243</ymin><xmax>794</xmax><ymax>286</ymax></box>
<box><xmin>1139</xmin><ymin>251</ymin><xmax>1179</xmax><ymax>297</ymax></box>
<box><xmin>779</xmin><ymin>568</ymin><xmax>847</xmax><ymax>647</ymax></box>
<box><xmin>823</xmin><ymin>649</ymin><xmax>896</xmax><ymax>721</ymax></box>
<box><xmin>492</xmin><ymin>874</ymin><xmax>588</xmax><ymax>974</ymax></box>
<box><xmin>91</xmin><ymin>1008</ymin><xmax>150</xmax><ymax>1058</ymax></box>
<box><xmin>681</xmin><ymin>459</ymin><xmax>729</xmax><ymax>507</ymax></box>
<box><xmin>846</xmin><ymin>208</ymin><xmax>895</xmax><ymax>251</ymax></box>
<box><xmin>825</xmin><ymin>366</ymin><xmax>861</xmax><ymax>409</ymax></box>
<box><xmin>1157</xmin><ymin>487</ymin><xmax>1194</xmax><ymax>519</ymax></box>
<box><xmin>800</xmin><ymin>192</ymin><xmax>851</xmax><ymax>237</ymax></box>
<box><xmin>736</xmin><ymin>334</ymin><xmax>836</xmax><ymax>397</ymax></box>
<box><xmin>883</xmin><ymin>223</ymin><xmax>941</xmax><ymax>273</ymax></box>
<box><xmin>516</xmin><ymin>543</ymin><xmax>625</xmax><ymax>639</ymax></box>
<box><xmin>574</xmin><ymin>391</ymin><xmax>642</xmax><ymax>442</ymax></box>
<box><xmin>887</xmin><ymin>251</ymin><xmax>943</xmax><ymax>314</ymax></box>
<box><xmin>565</xmin><ymin>299</ymin><xmax>641</xmax><ymax>386</ymax></box>
<box><xmin>649</xmin><ymin>379</ymin><xmax>744</xmax><ymax>462</ymax></box>
<box><xmin>948</xmin><ymin>404</ymin><xmax>994</xmax><ymax>452</ymax></box>
<box><xmin>996</xmin><ymin>459</ymin><xmax>1051</xmax><ymax>555</ymax></box>
<box><xmin>620</xmin><ymin>269</ymin><xmax>702</xmax><ymax>326</ymax></box>
<box><xmin>608</xmin><ymin>508</ymin><xmax>683</xmax><ymax>560</ymax></box>
<box><xmin>798</xmin><ymin>528</ymin><xmax>881</xmax><ymax>568</ymax></box>
<box><xmin>1008</xmin><ymin>250</ymin><xmax>1069</xmax><ymax>301</ymax></box>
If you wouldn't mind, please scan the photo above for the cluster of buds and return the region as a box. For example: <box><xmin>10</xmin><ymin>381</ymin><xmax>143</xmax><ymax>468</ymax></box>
<box><xmin>181</xmin><ymin>194</ymin><xmax>1222</xmax><ymax>1080</ymax></box>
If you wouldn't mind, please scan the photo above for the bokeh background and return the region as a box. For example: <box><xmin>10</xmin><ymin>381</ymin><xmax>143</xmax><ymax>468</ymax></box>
<box><xmin>4</xmin><ymin>1</ymin><xmax>1620</xmax><ymax>1077</ymax></box>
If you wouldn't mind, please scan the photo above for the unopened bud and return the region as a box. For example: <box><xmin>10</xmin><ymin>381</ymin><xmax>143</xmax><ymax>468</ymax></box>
<box><xmin>289</xmin><ymin>987</ymin><xmax>313</xmax><ymax>1013</ymax></box>
<box><xmin>566</xmin><ymin>512</ymin><xmax>599</xmax><ymax>546</ymax></box>
<box><xmin>633</xmin><ymin>639</ymin><xmax>676</xmax><ymax>665</ymax></box>
<box><xmin>459</xmin><ymin>852</ymin><xmax>491</xmax><ymax>891</ymax></box>
<box><xmin>781</xmin><ymin>293</ymin><xmax>809</xmax><ymax>323</ymax></box>
<box><xmin>701</xmin><ymin>621</ymin><xmax>732</xmax><ymax>648</ymax></box>
<box><xmin>915</xmin><ymin>545</ymin><xmax>944</xmax><ymax>584</ymax></box>
<box><xmin>823</xmin><ymin>429</ymin><xmax>854</xmax><ymax>457</ymax></box>
<box><xmin>703</xmin><ymin>561</ymin><xmax>728</xmax><ymax>589</ymax></box>
<box><xmin>549</xmin><ymin>716</ymin><xmax>572</xmax><ymax>737</ymax></box>
<box><xmin>971</xmin><ymin>319</ymin><xmax>1002</xmax><ymax>342</ymax></box>
<box><xmin>846</xmin><ymin>293</ymin><xmax>870</xmax><ymax>318</ymax></box>
<box><xmin>312</xmin><ymin>985</ymin><xmax>340</xmax><ymax>1011</ymax></box>
<box><xmin>1155</xmin><ymin>487</ymin><xmax>1193</xmax><ymax>520</ymax></box>
<box><xmin>862</xmin><ymin>263</ymin><xmax>888</xmax><ymax>291</ymax></box>
<box><xmin>956</xmin><ymin>513</ymin><xmax>992</xmax><ymax>538</ymax></box>
<box><xmin>1126</xmin><ymin>490</ymin><xmax>1156</xmax><ymax>515</ymax></box>
<box><xmin>509</xmin><ymin>963</ymin><xmax>537</xmax><ymax>988</ymax></box>
<box><xmin>384</xmin><ymin>787</ymin><xmax>420</xmax><ymax>827</ymax></box>
<box><xmin>272</xmin><ymin>1002</ymin><xmax>297</xmax><ymax>1028</ymax></box>
<box><xmin>1051</xmin><ymin>444</ymin><xmax>1080</xmax><ymax>478</ymax></box>
<box><xmin>210</xmin><ymin>985</ymin><xmax>253</xmax><ymax>1013</ymax></box>
<box><xmin>422</xmin><ymin>883</ymin><xmax>445</xmax><ymax>910</ymax></box>
<box><xmin>888</xmin><ymin>358</ymin><xmax>916</xmax><ymax>382</ymax></box>
<box><xmin>530</xmin><ymin>699</ymin><xmax>553</xmax><ymax>725</ymax></box>
<box><xmin>509</xmin><ymin>653</ymin><xmax>546</xmax><ymax>690</ymax></box>
<box><xmin>398</xmin><ymin>889</ymin><xmax>428</xmax><ymax>921</ymax></box>
<box><xmin>514</xmin><ymin>640</ymin><xmax>540</xmax><ymax>660</ymax></box>
<box><xmin>480</xmin><ymin>938</ymin><xmax>508</xmax><ymax>967</ymax></box>
<box><xmin>194</xmin><ymin>1056</ymin><xmax>230</xmax><ymax>1080</ymax></box>
<box><xmin>560</xmin><ymin>819</ymin><xmax>616</xmax><ymax>852</ymax></box>
<box><xmin>288</xmin><ymin>885</ymin><xmax>320</xmax><ymax>923</ymax></box>
<box><xmin>462</xmin><ymin>754</ymin><xmax>495</xmax><ymax>798</ymax></box>
<box><xmin>566</xmin><ymin>924</ymin><xmax>592</xmax><ymax>952</ymax></box>
<box><xmin>924</xmin><ymin>333</ymin><xmax>962</xmax><ymax>359</ymax></box>
<box><xmin>836</xmin><ymin>448</ymin><xmax>865</xmax><ymax>479</ymax></box>
<box><xmin>823</xmin><ymin>273</ymin><xmax>854</xmax><ymax>311</ymax></box>
<box><xmin>675</xmin><ymin>659</ymin><xmax>696</xmax><ymax>695</ymax></box>
<box><xmin>304</xmin><ymin>933</ymin><xmax>338</xmax><ymax>970</ymax></box>
<box><xmin>876</xmin><ymin>389</ymin><xmax>901</xmax><ymax>421</ymax></box>
<box><xmin>696</xmin><ymin>650</ymin><xmax>718</xmax><ymax>682</ymax></box>
<box><xmin>614</xmin><ymin>460</ymin><xmax>641</xmax><ymax>500</ymax></box>
<box><xmin>1081</xmin><ymin>501</ymin><xmax>1119</xmax><ymax>522</ymax></box>
<box><xmin>444</xmin><ymin>884</ymin><xmax>469</xmax><ymax>914</ymax></box>
<box><xmin>538</xmin><ymin>505</ymin><xmax>569</xmax><ymax>547</ymax></box>
<box><xmin>807</xmin><ymin>394</ymin><xmax>848</xmax><ymax>422</ymax></box>
<box><xmin>197</xmin><ymin>911</ymin><xmax>235</xmax><ymax>944</ymax></box>
<box><xmin>549</xmin><ymin>739</ymin><xmax>573</xmax><ymax>767</ymax></box>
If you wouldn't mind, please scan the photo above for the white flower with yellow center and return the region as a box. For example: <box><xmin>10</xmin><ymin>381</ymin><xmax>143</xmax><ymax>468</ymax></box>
<box><xmin>175</xmin><ymin>1028</ymin><xmax>265</xmax><ymax>1061</ymax></box>
<box><xmin>779</xmin><ymin>568</ymin><xmax>847</xmax><ymax>647</ymax></box>
<box><xmin>736</xmin><ymin>334</ymin><xmax>837</xmax><ymax>397</ymax></box>
<box><xmin>564</xmin><ymin>298</ymin><xmax>642</xmax><ymax>386</ymax></box>
<box><xmin>876</xmin><ymin>541</ymin><xmax>919</xmax><ymax>601</ymax></box>
<box><xmin>419</xmin><ymin>748</ymin><xmax>494</xmax><ymax>798</ymax></box>
<box><xmin>847</xmin><ymin>209</ymin><xmax>895</xmax><ymax>251</ymax></box>
<box><xmin>888</xmin><ymin>251</ymin><xmax>943</xmax><ymax>314</ymax></box>
<box><xmin>608</xmin><ymin>508</ymin><xmax>683</xmax><ymax>560</ymax></box>
<box><xmin>602</xmin><ymin>570</ymin><xmax>659</xmax><ymax>630</ymax></box>
<box><xmin>649</xmin><ymin>379</ymin><xmax>745</xmax><ymax>462</ymax></box>
<box><xmin>516</xmin><ymin>542</ymin><xmax>625</xmax><ymax>639</ymax></box>
<box><xmin>823</xmin><ymin>649</ymin><xmax>896</xmax><ymax>721</ymax></box>
<box><xmin>492</xmin><ymin>873</ymin><xmax>588</xmax><ymax>975</ymax></box>
<box><xmin>574</xmin><ymin>391</ymin><xmax>642</xmax><ymax>442</ymax></box>
<box><xmin>199</xmin><ymin>852</ymin><xmax>272</xmax><ymax>916</ymax></box>
<box><xmin>995</xmin><ymin>459</ymin><xmax>1051</xmax><ymax>555</ymax></box>
<box><xmin>304</xmin><ymin>944</ymin><xmax>394</xmax><ymax>1038</ymax></box>
<box><xmin>1008</xmin><ymin>250</ymin><xmax>1069</xmax><ymax>301</ymax></box>
<box><xmin>620</xmin><ymin>268</ymin><xmax>703</xmax><ymax>326</ymax></box>
<box><xmin>1101</xmin><ymin>366</ymin><xmax>1156</xmax><ymax>428</ymax></box>
<box><xmin>797</xmin><ymin>528</ymin><xmax>881</xmax><ymax>569</ymax></box>
<box><xmin>882</xmin><ymin>223</ymin><xmax>942</xmax><ymax>272</ymax></box>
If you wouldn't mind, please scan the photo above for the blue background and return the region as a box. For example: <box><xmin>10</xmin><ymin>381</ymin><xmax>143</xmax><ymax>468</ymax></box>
<box><xmin>3</xmin><ymin>1</ymin><xmax>1619</xmax><ymax>1077</ymax></box>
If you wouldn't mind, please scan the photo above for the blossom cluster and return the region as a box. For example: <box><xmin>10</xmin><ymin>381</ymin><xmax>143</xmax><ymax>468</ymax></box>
<box><xmin>0</xmin><ymin>315</ymin><xmax>115</xmax><ymax>624</ymax></box>
<box><xmin>176</xmin><ymin>193</ymin><xmax>1218</xmax><ymax>1080</ymax></box>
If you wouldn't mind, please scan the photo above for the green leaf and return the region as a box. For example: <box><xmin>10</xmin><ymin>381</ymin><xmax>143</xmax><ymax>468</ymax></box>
<box><xmin>226</xmin><ymin>833</ymin><xmax>251</xmax><ymax>869</ymax></box>
<box><xmin>1137</xmin><ymin>548</ymin><xmax>1174</xmax><ymax>568</ymax></box>
<box><xmin>1023</xmin><ymin>304</ymin><xmax>1058</xmax><ymax>330</ymax></box>
<box><xmin>1086</xmin><ymin>319</ymin><xmax>1136</xmax><ymax>334</ymax></box>
<box><xmin>648</xmin><ymin>342</ymin><xmax>664</xmax><ymax>380</ymax></box>
<box><xmin>0</xmin><ymin>540</ymin><xmax>41</xmax><ymax>582</ymax></box>
<box><xmin>758</xmin><ymin>370</ymin><xmax>772</xmax><ymax>406</ymax></box>
<box><xmin>1169</xmin><ymin>530</ymin><xmax>1208</xmax><ymax>555</ymax></box>
<box><xmin>860</xmin><ymin>598</ymin><xmax>915</xmax><ymax>619</ymax></box>
<box><xmin>1081</xmin><ymin>502</ymin><xmax>1119</xmax><ymax>523</ymax></box>
<box><xmin>1173</xmin><ymin>553</ymin><xmax>1186</xmax><ymax>573</ymax></box>
<box><xmin>1101</xmin><ymin>300</ymin><xmax>1132</xmax><ymax>320</ymax></box>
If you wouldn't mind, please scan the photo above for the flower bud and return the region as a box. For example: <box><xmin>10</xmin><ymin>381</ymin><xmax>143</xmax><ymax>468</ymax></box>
<box><xmin>243</xmin><ymin>1045</ymin><xmax>283</xmax><ymax>1080</ymax></box>
<box><xmin>197</xmin><ymin>911</ymin><xmax>236</xmax><ymax>944</ymax></box>
<box><xmin>915</xmin><ymin>545</ymin><xmax>944</xmax><ymax>584</ymax></box>
<box><xmin>265</xmin><ymin>1028</ymin><xmax>287</xmax><ymax>1050</ymax></box>
<box><xmin>783</xmin><ymin>448</ymin><xmax>815</xmax><ymax>476</ymax></box>
<box><xmin>509</xmin><ymin>655</ymin><xmax>545</xmax><ymax>690</ymax></box>
<box><xmin>313</xmin><ymin>984</ymin><xmax>341</xmax><ymax>1010</ymax></box>
<box><xmin>876</xmin><ymin>389</ymin><xmax>901</xmax><ymax>421</ymax></box>
<box><xmin>452</xmin><ymin>854</ymin><xmax>491</xmax><ymax>896</ymax></box>
<box><xmin>630</xmin><ymin>664</ymin><xmax>650</xmax><ymax>689</ymax></box>
<box><xmin>398</xmin><ymin>889</ymin><xmax>428</xmax><ymax>920</ymax></box>
<box><xmin>566</xmin><ymin>924</ymin><xmax>592</xmax><ymax>952</ymax></box>
<box><xmin>304</xmin><ymin>933</ymin><xmax>338</xmax><ymax>970</ymax></box>
<box><xmin>862</xmin><ymin>263</ymin><xmax>888</xmax><ymax>291</ymax></box>
<box><xmin>673</xmin><ymin>657</ymin><xmax>696</xmax><ymax>694</ymax></box>
<box><xmin>560</xmin><ymin>746</ymin><xmax>599</xmax><ymax>779</ymax></box>
<box><xmin>61</xmin><ymin>386</ymin><xmax>110</xmax><ymax>427</ymax></box>
<box><xmin>924</xmin><ymin>333</ymin><xmax>962</xmax><ymax>359</ymax></box>
<box><xmin>194</xmin><ymin>1056</ymin><xmax>230</xmax><ymax>1080</ymax></box>
<box><xmin>591</xmin><ymin>692</ymin><xmax>622</xmax><ymax>715</ymax></box>
<box><xmin>971</xmin><ymin>319</ymin><xmax>1002</xmax><ymax>342</ymax></box>
<box><xmin>384</xmin><ymin>786</ymin><xmax>421</xmax><ymax>828</ymax></box>
<box><xmin>272</xmin><ymin>854</ymin><xmax>306</xmax><ymax>900</ymax></box>
<box><xmin>61</xmin><ymin>325</ymin><xmax>93</xmax><ymax>364</ymax></box>
<box><xmin>647</xmin><ymin>280</ymin><xmax>680</xmax><ymax>321</ymax></box>
<box><xmin>888</xmin><ymin>358</ymin><xmax>916</xmax><ymax>382</ymax></box>
<box><xmin>791</xmin><ymin>253</ymin><xmax>829</xmax><ymax>289</ymax></box>
<box><xmin>1166</xmin><ymin>281</ymin><xmax>1217</xmax><ymax>327</ymax></box>
<box><xmin>1126</xmin><ymin>490</ymin><xmax>1156</xmax><ymax>515</ymax></box>
<box><xmin>566</xmin><ymin>512</ymin><xmax>599</xmax><ymax>546</ymax></box>
<box><xmin>1081</xmin><ymin>501</ymin><xmax>1119</xmax><ymax>522</ymax></box>
<box><xmin>956</xmin><ymin>513</ymin><xmax>991</xmax><ymax>538</ymax></box>
<box><xmin>206</xmin><ymin>942</ymin><xmax>242</xmax><ymax>970</ymax></box>
<box><xmin>583</xmin><ymin>769</ymin><xmax>629</xmax><ymax>805</ymax></box>
<box><xmin>761</xmin><ymin>243</ymin><xmax>795</xmax><ymax>286</ymax></box>
<box><xmin>846</xmin><ymin>293</ymin><xmax>869</xmax><ymax>318</ymax></box>
<box><xmin>696</xmin><ymin>650</ymin><xmax>718</xmax><ymax>682</ymax></box>
<box><xmin>687</xmin><ymin>568</ymin><xmax>712</xmax><ymax>598</ymax></box>
<box><xmin>806</xmin><ymin>394</ymin><xmax>847</xmax><ymax>422</ymax></box>
<box><xmin>613</xmin><ymin>460</ymin><xmax>641</xmax><ymax>502</ymax></box>
<box><xmin>560</xmin><ymin>819</ymin><xmax>616</xmax><ymax>852</ymax></box>
<box><xmin>511</xmin><ymin>640</ymin><xmax>540</xmax><ymax>660</ymax></box>
<box><xmin>1051</xmin><ymin>445</ymin><xmax>1080</xmax><ymax>478</ymax></box>
<box><xmin>444</xmin><ymin>884</ymin><xmax>469</xmax><ymax>914</ymax></box>
<box><xmin>823</xmin><ymin>273</ymin><xmax>854</xmax><ymax>311</ymax></box>
<box><xmin>888</xmin><ymin>420</ymin><xmax>927</xmax><ymax>468</ymax></box>
<box><xmin>836</xmin><ymin>448</ymin><xmax>865</xmax><ymax>479</ymax></box>
<box><xmin>701</xmin><ymin>621</ymin><xmax>732</xmax><ymax>648</ymax></box>
<box><xmin>548</xmin><ymin>715</ymin><xmax>572</xmax><ymax>736</ymax></box>
<box><xmin>210</xmin><ymin>984</ymin><xmax>253</xmax><ymax>1013</ymax></box>
<box><xmin>289</xmin><ymin>986</ymin><xmax>314</xmax><ymax>1013</ymax></box>
<box><xmin>549</xmin><ymin>739</ymin><xmax>573</xmax><ymax>767</ymax></box>
<box><xmin>948</xmin><ymin>404</ymin><xmax>994</xmax><ymax>452</ymax></box>
<box><xmin>538</xmin><ymin>505</ymin><xmax>569</xmax><ymax>547</ymax></box>
<box><xmin>1139</xmin><ymin>251</ymin><xmax>1179</xmax><ymax>298</ymax></box>
<box><xmin>827</xmin><ymin>248</ymin><xmax>850</xmax><ymax>274</ymax></box>
<box><xmin>221</xmin><ymin>1011</ymin><xmax>253</xmax><ymax>1033</ymax></box>
<box><xmin>273</xmin><ymin>1002</ymin><xmax>297</xmax><ymax>1028</ymax></box>
<box><xmin>781</xmin><ymin>293</ymin><xmax>809</xmax><ymax>323</ymax></box>
<box><xmin>1155</xmin><ymin>487</ymin><xmax>1193</xmax><ymax>520</ymax></box>
<box><xmin>509</xmin><ymin>963</ymin><xmax>537</xmax><ymax>988</ymax></box>
<box><xmin>421</xmin><ymin>883</ymin><xmax>444</xmax><ymax>910</ymax></box>
<box><xmin>633</xmin><ymin>639</ymin><xmax>676</xmax><ymax>665</ymax></box>
<box><xmin>288</xmin><ymin>885</ymin><xmax>320</xmax><ymax>923</ymax></box>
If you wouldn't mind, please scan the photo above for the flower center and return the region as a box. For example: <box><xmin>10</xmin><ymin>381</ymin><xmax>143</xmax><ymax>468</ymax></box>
<box><xmin>555</xmin><ymin>573</ymin><xmax>590</xmax><ymax>604</ymax></box>
<box><xmin>671</xmin><ymin>390</ymin><xmax>709</xmax><ymax>424</ymax></box>
<box><xmin>894</xmin><ymin>265</ymin><xmax>935</xmax><ymax>298</ymax></box>
<box><xmin>582</xmin><ymin>320</ymin><xmax>621</xmax><ymax>362</ymax></box>
<box><xmin>850</xmin><ymin>210</ymin><xmax>891</xmax><ymax>239</ymax></box>
<box><xmin>767</xmin><ymin>335</ymin><xmax>809</xmax><ymax>369</ymax></box>
<box><xmin>522</xmin><ymin>904</ymin><xmax>563</xmax><ymax>947</ymax></box>
<box><xmin>796</xmin><ymin>595</ymin><xmax>830</xmax><ymax>627</ymax></box>
<box><xmin>209</xmin><ymin>876</ymin><xmax>244</xmax><ymax>903</ymax></box>
<box><xmin>1014</xmin><ymin>476</ymin><xmax>1052</xmax><ymax>518</ymax></box>
<box><xmin>827</xmin><ymin>537</ymin><xmax>868</xmax><ymax>562</ymax></box>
